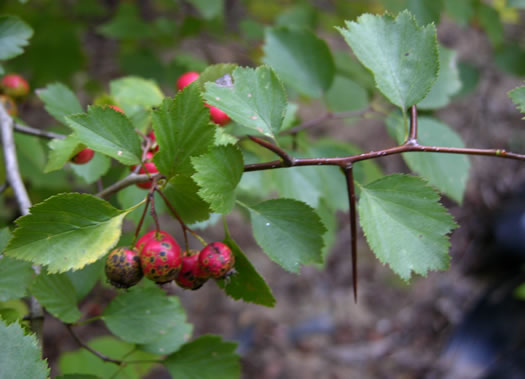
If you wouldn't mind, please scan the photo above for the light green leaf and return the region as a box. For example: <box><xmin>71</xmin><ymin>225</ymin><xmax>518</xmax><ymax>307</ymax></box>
<box><xmin>509</xmin><ymin>86</ymin><xmax>525</xmax><ymax>115</ymax></box>
<box><xmin>164</xmin><ymin>335</ymin><xmax>240</xmax><ymax>379</ymax></box>
<box><xmin>71</xmin><ymin>152</ymin><xmax>111</xmax><ymax>184</ymax></box>
<box><xmin>337</xmin><ymin>10</ymin><xmax>438</xmax><ymax>112</ymax></box>
<box><xmin>358</xmin><ymin>174</ymin><xmax>458</xmax><ymax>280</ymax></box>
<box><xmin>65</xmin><ymin>106</ymin><xmax>142</xmax><ymax>165</ymax></box>
<box><xmin>418</xmin><ymin>46</ymin><xmax>462</xmax><ymax>109</ymax></box>
<box><xmin>509</xmin><ymin>0</ymin><xmax>525</xmax><ymax>8</ymax></box>
<box><xmin>4</xmin><ymin>193</ymin><xmax>132</xmax><ymax>273</ymax></box>
<box><xmin>272</xmin><ymin>166</ymin><xmax>324</xmax><ymax>208</ymax></box>
<box><xmin>110</xmin><ymin>76</ymin><xmax>164</xmax><ymax>108</ymax></box>
<box><xmin>387</xmin><ymin>115</ymin><xmax>470</xmax><ymax>203</ymax></box>
<box><xmin>195</xmin><ymin>63</ymin><xmax>237</xmax><ymax>91</ymax></box>
<box><xmin>36</xmin><ymin>82</ymin><xmax>83</xmax><ymax>124</ymax></box>
<box><xmin>248</xmin><ymin>199</ymin><xmax>326</xmax><ymax>272</ymax></box>
<box><xmin>30</xmin><ymin>272</ymin><xmax>81</xmax><ymax>323</ymax></box>
<box><xmin>187</xmin><ymin>0</ymin><xmax>224</xmax><ymax>19</ymax></box>
<box><xmin>162</xmin><ymin>176</ymin><xmax>211</xmax><ymax>225</ymax></box>
<box><xmin>263</xmin><ymin>26</ymin><xmax>334</xmax><ymax>98</ymax></box>
<box><xmin>153</xmin><ymin>87</ymin><xmax>215</xmax><ymax>178</ymax></box>
<box><xmin>0</xmin><ymin>16</ymin><xmax>33</xmax><ymax>60</ymax></box>
<box><xmin>44</xmin><ymin>135</ymin><xmax>83</xmax><ymax>173</ymax></box>
<box><xmin>204</xmin><ymin>66</ymin><xmax>287</xmax><ymax>139</ymax></box>
<box><xmin>192</xmin><ymin>145</ymin><xmax>244</xmax><ymax>214</ymax></box>
<box><xmin>103</xmin><ymin>287</ymin><xmax>185</xmax><ymax>344</ymax></box>
<box><xmin>216</xmin><ymin>225</ymin><xmax>276</xmax><ymax>307</ymax></box>
<box><xmin>0</xmin><ymin>320</ymin><xmax>49</xmax><ymax>379</ymax></box>
<box><xmin>324</xmin><ymin>75</ymin><xmax>369</xmax><ymax>112</ymax></box>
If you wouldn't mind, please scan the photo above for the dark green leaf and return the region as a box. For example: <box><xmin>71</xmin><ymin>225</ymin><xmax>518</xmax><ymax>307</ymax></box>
<box><xmin>478</xmin><ymin>3</ymin><xmax>504</xmax><ymax>47</ymax></box>
<box><xmin>162</xmin><ymin>176</ymin><xmax>211</xmax><ymax>225</ymax></box>
<box><xmin>187</xmin><ymin>0</ymin><xmax>224</xmax><ymax>19</ymax></box>
<box><xmin>0</xmin><ymin>16</ymin><xmax>33</xmax><ymax>60</ymax></box>
<box><xmin>97</xmin><ymin>3</ymin><xmax>152</xmax><ymax>40</ymax></box>
<box><xmin>66</xmin><ymin>259</ymin><xmax>105</xmax><ymax>301</ymax></box>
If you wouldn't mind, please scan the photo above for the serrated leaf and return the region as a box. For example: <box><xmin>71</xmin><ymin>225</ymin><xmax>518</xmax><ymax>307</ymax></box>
<box><xmin>187</xmin><ymin>0</ymin><xmax>224</xmax><ymax>19</ymax></box>
<box><xmin>0</xmin><ymin>320</ymin><xmax>49</xmax><ymax>379</ymax></box>
<box><xmin>509</xmin><ymin>86</ymin><xmax>525</xmax><ymax>115</ymax></box>
<box><xmin>337</xmin><ymin>10</ymin><xmax>438</xmax><ymax>112</ymax></box>
<box><xmin>248</xmin><ymin>199</ymin><xmax>326</xmax><ymax>272</ymax></box>
<box><xmin>387</xmin><ymin>115</ymin><xmax>470</xmax><ymax>203</ymax></box>
<box><xmin>44</xmin><ymin>135</ymin><xmax>83</xmax><ymax>173</ymax></box>
<box><xmin>66</xmin><ymin>258</ymin><xmax>104</xmax><ymax>301</ymax></box>
<box><xmin>0</xmin><ymin>16</ymin><xmax>33</xmax><ymax>60</ymax></box>
<box><xmin>204</xmin><ymin>66</ymin><xmax>287</xmax><ymax>139</ymax></box>
<box><xmin>217</xmin><ymin>229</ymin><xmax>276</xmax><ymax>307</ymax></box>
<box><xmin>30</xmin><ymin>272</ymin><xmax>81</xmax><ymax>323</ymax></box>
<box><xmin>65</xmin><ymin>106</ymin><xmax>142</xmax><ymax>165</ymax></box>
<box><xmin>71</xmin><ymin>152</ymin><xmax>111</xmax><ymax>184</ymax></box>
<box><xmin>263</xmin><ymin>27</ymin><xmax>335</xmax><ymax>98</ymax></box>
<box><xmin>152</xmin><ymin>87</ymin><xmax>215</xmax><ymax>178</ymax></box>
<box><xmin>110</xmin><ymin>76</ymin><xmax>164</xmax><ymax>108</ymax></box>
<box><xmin>36</xmin><ymin>82</ymin><xmax>83</xmax><ymax>124</ymax></box>
<box><xmin>192</xmin><ymin>145</ymin><xmax>244</xmax><ymax>214</ymax></box>
<box><xmin>164</xmin><ymin>335</ymin><xmax>240</xmax><ymax>379</ymax></box>
<box><xmin>103</xmin><ymin>287</ymin><xmax>185</xmax><ymax>344</ymax></box>
<box><xmin>162</xmin><ymin>176</ymin><xmax>211</xmax><ymax>225</ymax></box>
<box><xmin>358</xmin><ymin>174</ymin><xmax>458</xmax><ymax>280</ymax></box>
<box><xmin>418</xmin><ymin>46</ymin><xmax>462</xmax><ymax>109</ymax></box>
<box><xmin>195</xmin><ymin>63</ymin><xmax>238</xmax><ymax>91</ymax></box>
<box><xmin>4</xmin><ymin>193</ymin><xmax>132</xmax><ymax>273</ymax></box>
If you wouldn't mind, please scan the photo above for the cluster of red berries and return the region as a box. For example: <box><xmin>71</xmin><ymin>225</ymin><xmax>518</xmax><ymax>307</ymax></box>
<box><xmin>0</xmin><ymin>73</ymin><xmax>30</xmax><ymax>117</ymax></box>
<box><xmin>104</xmin><ymin>230</ymin><xmax>235</xmax><ymax>290</ymax></box>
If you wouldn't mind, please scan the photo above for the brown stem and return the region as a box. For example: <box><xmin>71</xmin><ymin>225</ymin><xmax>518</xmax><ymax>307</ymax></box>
<box><xmin>132</xmin><ymin>192</ymin><xmax>151</xmax><ymax>246</ymax></box>
<box><xmin>407</xmin><ymin>105</ymin><xmax>418</xmax><ymax>143</ymax></box>
<box><xmin>343</xmin><ymin>166</ymin><xmax>358</xmax><ymax>303</ymax></box>
<box><xmin>96</xmin><ymin>173</ymin><xmax>155</xmax><ymax>199</ymax></box>
<box><xmin>248</xmin><ymin>136</ymin><xmax>294</xmax><ymax>166</ymax></box>
<box><xmin>66</xmin><ymin>324</ymin><xmax>123</xmax><ymax>365</ymax></box>
<box><xmin>149</xmin><ymin>187</ymin><xmax>161</xmax><ymax>233</ymax></box>
<box><xmin>14</xmin><ymin>122</ymin><xmax>66</xmax><ymax>140</ymax></box>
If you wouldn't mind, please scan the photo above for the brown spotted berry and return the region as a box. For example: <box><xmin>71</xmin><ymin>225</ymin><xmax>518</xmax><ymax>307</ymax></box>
<box><xmin>105</xmin><ymin>247</ymin><xmax>143</xmax><ymax>288</ymax></box>
<box><xmin>175</xmin><ymin>250</ymin><xmax>210</xmax><ymax>290</ymax></box>
<box><xmin>140</xmin><ymin>234</ymin><xmax>182</xmax><ymax>284</ymax></box>
<box><xmin>198</xmin><ymin>242</ymin><xmax>235</xmax><ymax>279</ymax></box>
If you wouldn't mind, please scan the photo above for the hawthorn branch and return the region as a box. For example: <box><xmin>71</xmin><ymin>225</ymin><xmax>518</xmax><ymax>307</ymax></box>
<box><xmin>248</xmin><ymin>136</ymin><xmax>294</xmax><ymax>166</ymax></box>
<box><xmin>343</xmin><ymin>165</ymin><xmax>358</xmax><ymax>303</ymax></box>
<box><xmin>96</xmin><ymin>173</ymin><xmax>155</xmax><ymax>199</ymax></box>
<box><xmin>14</xmin><ymin>122</ymin><xmax>66</xmax><ymax>140</ymax></box>
<box><xmin>66</xmin><ymin>324</ymin><xmax>123</xmax><ymax>365</ymax></box>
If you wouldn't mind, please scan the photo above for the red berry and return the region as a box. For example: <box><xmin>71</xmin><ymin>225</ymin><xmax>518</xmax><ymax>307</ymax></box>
<box><xmin>175</xmin><ymin>250</ymin><xmax>210</xmax><ymax>290</ymax></box>
<box><xmin>71</xmin><ymin>148</ymin><xmax>95</xmax><ymax>164</ymax></box>
<box><xmin>207</xmin><ymin>104</ymin><xmax>230</xmax><ymax>126</ymax></box>
<box><xmin>1</xmin><ymin>74</ymin><xmax>29</xmax><ymax>97</ymax></box>
<box><xmin>130</xmin><ymin>151</ymin><xmax>155</xmax><ymax>171</ymax></box>
<box><xmin>135</xmin><ymin>230</ymin><xmax>176</xmax><ymax>254</ymax></box>
<box><xmin>0</xmin><ymin>95</ymin><xmax>17</xmax><ymax>117</ymax></box>
<box><xmin>176</xmin><ymin>71</ymin><xmax>200</xmax><ymax>91</ymax></box>
<box><xmin>140</xmin><ymin>234</ymin><xmax>182</xmax><ymax>284</ymax></box>
<box><xmin>105</xmin><ymin>247</ymin><xmax>143</xmax><ymax>289</ymax></box>
<box><xmin>136</xmin><ymin>162</ymin><xmax>158</xmax><ymax>189</ymax></box>
<box><xmin>147</xmin><ymin>131</ymin><xmax>159</xmax><ymax>152</ymax></box>
<box><xmin>198</xmin><ymin>242</ymin><xmax>235</xmax><ymax>279</ymax></box>
<box><xmin>108</xmin><ymin>105</ymin><xmax>124</xmax><ymax>113</ymax></box>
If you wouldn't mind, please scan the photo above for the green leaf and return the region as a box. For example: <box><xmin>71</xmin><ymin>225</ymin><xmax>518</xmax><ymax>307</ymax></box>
<box><xmin>509</xmin><ymin>86</ymin><xmax>525</xmax><ymax>115</ymax></box>
<box><xmin>204</xmin><ymin>66</ymin><xmax>287</xmax><ymax>139</ymax></box>
<box><xmin>71</xmin><ymin>153</ymin><xmax>111</xmax><ymax>184</ymax></box>
<box><xmin>358</xmin><ymin>174</ymin><xmax>458</xmax><ymax>281</ymax></box>
<box><xmin>324</xmin><ymin>75</ymin><xmax>369</xmax><ymax>112</ymax></box>
<box><xmin>337</xmin><ymin>10</ymin><xmax>438</xmax><ymax>112</ymax></box>
<box><xmin>192</xmin><ymin>146</ymin><xmax>244</xmax><ymax>214</ymax></box>
<box><xmin>4</xmin><ymin>193</ymin><xmax>132</xmax><ymax>273</ymax></box>
<box><xmin>162</xmin><ymin>176</ymin><xmax>211</xmax><ymax>225</ymax></box>
<box><xmin>248</xmin><ymin>199</ymin><xmax>326</xmax><ymax>272</ymax></box>
<box><xmin>103</xmin><ymin>287</ymin><xmax>186</xmax><ymax>344</ymax></box>
<box><xmin>272</xmin><ymin>166</ymin><xmax>324</xmax><ymax>208</ymax></box>
<box><xmin>478</xmin><ymin>3</ymin><xmax>504</xmax><ymax>47</ymax></box>
<box><xmin>110</xmin><ymin>76</ymin><xmax>164</xmax><ymax>109</ymax></box>
<box><xmin>0</xmin><ymin>16</ymin><xmax>33</xmax><ymax>60</ymax></box>
<box><xmin>59</xmin><ymin>336</ymin><xmax>156</xmax><ymax>379</ymax></box>
<box><xmin>152</xmin><ymin>87</ymin><xmax>215</xmax><ymax>178</ymax></box>
<box><xmin>65</xmin><ymin>106</ymin><xmax>142</xmax><ymax>165</ymax></box>
<box><xmin>139</xmin><ymin>296</ymin><xmax>193</xmax><ymax>355</ymax></box>
<box><xmin>164</xmin><ymin>335</ymin><xmax>240</xmax><ymax>379</ymax></box>
<box><xmin>444</xmin><ymin>0</ymin><xmax>475</xmax><ymax>26</ymax></box>
<box><xmin>216</xmin><ymin>226</ymin><xmax>275</xmax><ymax>307</ymax></box>
<box><xmin>407</xmin><ymin>0</ymin><xmax>443</xmax><ymax>25</ymax></box>
<box><xmin>509</xmin><ymin>0</ymin><xmax>525</xmax><ymax>8</ymax></box>
<box><xmin>0</xmin><ymin>320</ymin><xmax>49</xmax><ymax>379</ymax></box>
<box><xmin>187</xmin><ymin>0</ymin><xmax>224</xmax><ymax>19</ymax></box>
<box><xmin>418</xmin><ymin>46</ymin><xmax>462</xmax><ymax>109</ymax></box>
<box><xmin>194</xmin><ymin>63</ymin><xmax>237</xmax><ymax>91</ymax></box>
<box><xmin>36</xmin><ymin>82</ymin><xmax>83</xmax><ymax>124</ymax></box>
<box><xmin>387</xmin><ymin>115</ymin><xmax>470</xmax><ymax>203</ymax></box>
<box><xmin>263</xmin><ymin>27</ymin><xmax>334</xmax><ymax>98</ymax></box>
<box><xmin>275</xmin><ymin>4</ymin><xmax>317</xmax><ymax>29</ymax></box>
<box><xmin>30</xmin><ymin>272</ymin><xmax>81</xmax><ymax>323</ymax></box>
<box><xmin>66</xmin><ymin>258</ymin><xmax>105</xmax><ymax>301</ymax></box>
<box><xmin>44</xmin><ymin>135</ymin><xmax>82</xmax><ymax>173</ymax></box>
<box><xmin>97</xmin><ymin>3</ymin><xmax>153</xmax><ymax>40</ymax></box>
<box><xmin>55</xmin><ymin>375</ymin><xmax>101</xmax><ymax>379</ymax></box>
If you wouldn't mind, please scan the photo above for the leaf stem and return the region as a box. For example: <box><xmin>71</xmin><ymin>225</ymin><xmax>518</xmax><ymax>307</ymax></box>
<box><xmin>132</xmin><ymin>192</ymin><xmax>152</xmax><ymax>246</ymax></box>
<box><xmin>149</xmin><ymin>187</ymin><xmax>161</xmax><ymax>234</ymax></box>
<box><xmin>248</xmin><ymin>135</ymin><xmax>294</xmax><ymax>166</ymax></box>
<box><xmin>66</xmin><ymin>324</ymin><xmax>123</xmax><ymax>365</ymax></box>
<box><xmin>407</xmin><ymin>105</ymin><xmax>418</xmax><ymax>143</ymax></box>
<box><xmin>95</xmin><ymin>173</ymin><xmax>157</xmax><ymax>199</ymax></box>
<box><xmin>343</xmin><ymin>165</ymin><xmax>358</xmax><ymax>303</ymax></box>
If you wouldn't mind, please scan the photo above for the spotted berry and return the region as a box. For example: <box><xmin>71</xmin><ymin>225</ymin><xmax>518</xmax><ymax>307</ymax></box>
<box><xmin>140</xmin><ymin>234</ymin><xmax>182</xmax><ymax>284</ymax></box>
<box><xmin>198</xmin><ymin>242</ymin><xmax>235</xmax><ymax>279</ymax></box>
<box><xmin>105</xmin><ymin>247</ymin><xmax>143</xmax><ymax>288</ymax></box>
<box><xmin>136</xmin><ymin>162</ymin><xmax>158</xmax><ymax>189</ymax></box>
<box><xmin>175</xmin><ymin>250</ymin><xmax>210</xmax><ymax>290</ymax></box>
<box><xmin>135</xmin><ymin>230</ymin><xmax>177</xmax><ymax>253</ymax></box>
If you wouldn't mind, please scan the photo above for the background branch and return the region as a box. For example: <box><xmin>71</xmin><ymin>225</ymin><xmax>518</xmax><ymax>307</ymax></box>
<box><xmin>96</xmin><ymin>173</ymin><xmax>154</xmax><ymax>199</ymax></box>
<box><xmin>14</xmin><ymin>122</ymin><xmax>66</xmax><ymax>140</ymax></box>
<box><xmin>344</xmin><ymin>165</ymin><xmax>358</xmax><ymax>303</ymax></box>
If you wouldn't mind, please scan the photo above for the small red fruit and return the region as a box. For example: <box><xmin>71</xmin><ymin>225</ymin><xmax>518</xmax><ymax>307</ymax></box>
<box><xmin>0</xmin><ymin>95</ymin><xmax>17</xmax><ymax>117</ymax></box>
<box><xmin>135</xmin><ymin>230</ymin><xmax>177</xmax><ymax>254</ymax></box>
<box><xmin>130</xmin><ymin>151</ymin><xmax>155</xmax><ymax>171</ymax></box>
<box><xmin>136</xmin><ymin>162</ymin><xmax>158</xmax><ymax>189</ymax></box>
<box><xmin>140</xmin><ymin>234</ymin><xmax>182</xmax><ymax>284</ymax></box>
<box><xmin>198</xmin><ymin>242</ymin><xmax>235</xmax><ymax>279</ymax></box>
<box><xmin>175</xmin><ymin>250</ymin><xmax>210</xmax><ymax>290</ymax></box>
<box><xmin>147</xmin><ymin>131</ymin><xmax>159</xmax><ymax>152</ymax></box>
<box><xmin>207</xmin><ymin>104</ymin><xmax>230</xmax><ymax>126</ymax></box>
<box><xmin>176</xmin><ymin>71</ymin><xmax>200</xmax><ymax>91</ymax></box>
<box><xmin>1</xmin><ymin>74</ymin><xmax>29</xmax><ymax>97</ymax></box>
<box><xmin>108</xmin><ymin>105</ymin><xmax>124</xmax><ymax>113</ymax></box>
<box><xmin>71</xmin><ymin>147</ymin><xmax>95</xmax><ymax>164</ymax></box>
<box><xmin>105</xmin><ymin>247</ymin><xmax>143</xmax><ymax>288</ymax></box>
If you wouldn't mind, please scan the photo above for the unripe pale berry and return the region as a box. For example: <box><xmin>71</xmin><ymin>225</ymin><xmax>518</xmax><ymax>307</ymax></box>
<box><xmin>1</xmin><ymin>74</ymin><xmax>29</xmax><ymax>97</ymax></box>
<box><xmin>0</xmin><ymin>95</ymin><xmax>17</xmax><ymax>117</ymax></box>
<box><xmin>71</xmin><ymin>148</ymin><xmax>95</xmax><ymax>164</ymax></box>
<box><xmin>175</xmin><ymin>250</ymin><xmax>210</xmax><ymax>290</ymax></box>
<box><xmin>140</xmin><ymin>234</ymin><xmax>182</xmax><ymax>284</ymax></box>
<box><xmin>206</xmin><ymin>104</ymin><xmax>230</xmax><ymax>126</ymax></box>
<box><xmin>136</xmin><ymin>162</ymin><xmax>158</xmax><ymax>189</ymax></box>
<box><xmin>105</xmin><ymin>247</ymin><xmax>143</xmax><ymax>288</ymax></box>
<box><xmin>176</xmin><ymin>71</ymin><xmax>200</xmax><ymax>91</ymax></box>
<box><xmin>198</xmin><ymin>242</ymin><xmax>235</xmax><ymax>279</ymax></box>
<box><xmin>135</xmin><ymin>230</ymin><xmax>177</xmax><ymax>253</ymax></box>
